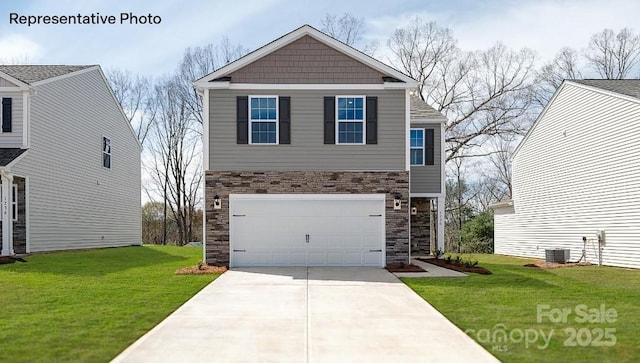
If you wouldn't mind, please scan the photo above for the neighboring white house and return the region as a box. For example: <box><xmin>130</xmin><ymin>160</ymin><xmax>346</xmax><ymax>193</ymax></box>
<box><xmin>493</xmin><ymin>80</ymin><xmax>640</xmax><ymax>269</ymax></box>
<box><xmin>0</xmin><ymin>65</ymin><xmax>141</xmax><ymax>256</ymax></box>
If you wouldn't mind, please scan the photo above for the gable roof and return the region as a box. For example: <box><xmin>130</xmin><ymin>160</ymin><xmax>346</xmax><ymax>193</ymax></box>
<box><xmin>0</xmin><ymin>65</ymin><xmax>94</xmax><ymax>85</ymax></box>
<box><xmin>512</xmin><ymin>79</ymin><xmax>640</xmax><ymax>159</ymax></box>
<box><xmin>571</xmin><ymin>79</ymin><xmax>640</xmax><ymax>99</ymax></box>
<box><xmin>194</xmin><ymin>24</ymin><xmax>417</xmax><ymax>89</ymax></box>
<box><xmin>410</xmin><ymin>96</ymin><xmax>447</xmax><ymax>122</ymax></box>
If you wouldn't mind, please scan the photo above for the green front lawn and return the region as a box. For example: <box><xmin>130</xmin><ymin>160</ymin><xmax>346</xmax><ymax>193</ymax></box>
<box><xmin>402</xmin><ymin>254</ymin><xmax>640</xmax><ymax>362</ymax></box>
<box><xmin>0</xmin><ymin>245</ymin><xmax>219</xmax><ymax>363</ymax></box>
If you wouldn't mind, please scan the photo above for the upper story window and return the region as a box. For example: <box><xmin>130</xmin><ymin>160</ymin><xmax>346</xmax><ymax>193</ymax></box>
<box><xmin>1</xmin><ymin>97</ymin><xmax>12</xmax><ymax>133</ymax></box>
<box><xmin>250</xmin><ymin>96</ymin><xmax>278</xmax><ymax>144</ymax></box>
<box><xmin>102</xmin><ymin>136</ymin><xmax>111</xmax><ymax>169</ymax></box>
<box><xmin>336</xmin><ymin>96</ymin><xmax>365</xmax><ymax>144</ymax></box>
<box><xmin>410</xmin><ymin>128</ymin><xmax>424</xmax><ymax>166</ymax></box>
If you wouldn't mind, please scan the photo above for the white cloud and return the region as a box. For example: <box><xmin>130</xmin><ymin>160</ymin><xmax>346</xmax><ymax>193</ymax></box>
<box><xmin>0</xmin><ymin>34</ymin><xmax>42</xmax><ymax>63</ymax></box>
<box><xmin>362</xmin><ymin>0</ymin><xmax>640</xmax><ymax>66</ymax></box>
<box><xmin>452</xmin><ymin>0</ymin><xmax>640</xmax><ymax>61</ymax></box>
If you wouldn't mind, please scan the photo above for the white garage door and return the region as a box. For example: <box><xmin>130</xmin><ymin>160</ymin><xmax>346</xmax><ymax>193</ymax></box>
<box><xmin>229</xmin><ymin>194</ymin><xmax>385</xmax><ymax>267</ymax></box>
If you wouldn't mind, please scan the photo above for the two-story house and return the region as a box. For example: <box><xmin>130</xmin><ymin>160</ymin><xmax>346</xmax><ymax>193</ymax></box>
<box><xmin>0</xmin><ymin>65</ymin><xmax>141</xmax><ymax>257</ymax></box>
<box><xmin>195</xmin><ymin>25</ymin><xmax>446</xmax><ymax>267</ymax></box>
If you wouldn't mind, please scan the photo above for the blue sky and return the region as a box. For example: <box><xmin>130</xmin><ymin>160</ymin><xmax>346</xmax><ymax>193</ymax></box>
<box><xmin>2</xmin><ymin>0</ymin><xmax>640</xmax><ymax>77</ymax></box>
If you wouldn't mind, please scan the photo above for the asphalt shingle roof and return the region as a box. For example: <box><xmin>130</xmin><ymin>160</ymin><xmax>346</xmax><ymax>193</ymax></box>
<box><xmin>571</xmin><ymin>79</ymin><xmax>640</xmax><ymax>100</ymax></box>
<box><xmin>0</xmin><ymin>65</ymin><xmax>93</xmax><ymax>84</ymax></box>
<box><xmin>410</xmin><ymin>95</ymin><xmax>447</xmax><ymax>121</ymax></box>
<box><xmin>0</xmin><ymin>148</ymin><xmax>27</xmax><ymax>166</ymax></box>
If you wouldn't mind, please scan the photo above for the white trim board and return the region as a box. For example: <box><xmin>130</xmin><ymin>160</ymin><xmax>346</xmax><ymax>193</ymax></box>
<box><xmin>410</xmin><ymin>118</ymin><xmax>447</xmax><ymax>124</ymax></box>
<box><xmin>0</xmin><ymin>71</ymin><xmax>30</xmax><ymax>90</ymax></box>
<box><xmin>230</xmin><ymin>193</ymin><xmax>385</xmax><ymax>201</ymax></box>
<box><xmin>194</xmin><ymin>24</ymin><xmax>417</xmax><ymax>89</ymax></box>
<box><xmin>203</xmin><ymin>83</ymin><xmax>411</xmax><ymax>90</ymax></box>
<box><xmin>410</xmin><ymin>193</ymin><xmax>445</xmax><ymax>198</ymax></box>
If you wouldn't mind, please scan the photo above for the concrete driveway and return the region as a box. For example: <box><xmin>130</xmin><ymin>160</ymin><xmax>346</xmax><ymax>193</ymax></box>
<box><xmin>112</xmin><ymin>268</ymin><xmax>498</xmax><ymax>363</ymax></box>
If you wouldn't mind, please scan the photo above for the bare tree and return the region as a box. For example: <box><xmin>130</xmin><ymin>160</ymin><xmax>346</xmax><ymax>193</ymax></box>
<box><xmin>320</xmin><ymin>13</ymin><xmax>378</xmax><ymax>55</ymax></box>
<box><xmin>0</xmin><ymin>55</ymin><xmax>33</xmax><ymax>64</ymax></box>
<box><xmin>175</xmin><ymin>37</ymin><xmax>248</xmax><ymax>128</ymax></box>
<box><xmin>535</xmin><ymin>47</ymin><xmax>582</xmax><ymax>106</ymax></box>
<box><xmin>489</xmin><ymin>140</ymin><xmax>514</xmax><ymax>200</ymax></box>
<box><xmin>388</xmin><ymin>18</ymin><xmax>459</xmax><ymax>100</ymax></box>
<box><xmin>106</xmin><ymin>68</ymin><xmax>154</xmax><ymax>146</ymax></box>
<box><xmin>585</xmin><ymin>28</ymin><xmax>640</xmax><ymax>79</ymax></box>
<box><xmin>146</xmin><ymin>77</ymin><xmax>202</xmax><ymax>245</ymax></box>
<box><xmin>388</xmin><ymin>18</ymin><xmax>537</xmax><ymax>161</ymax></box>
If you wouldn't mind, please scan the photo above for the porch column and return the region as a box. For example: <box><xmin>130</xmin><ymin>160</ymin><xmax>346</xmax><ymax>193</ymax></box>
<box><xmin>1</xmin><ymin>174</ymin><xmax>13</xmax><ymax>256</ymax></box>
<box><xmin>437</xmin><ymin>196</ymin><xmax>445</xmax><ymax>252</ymax></box>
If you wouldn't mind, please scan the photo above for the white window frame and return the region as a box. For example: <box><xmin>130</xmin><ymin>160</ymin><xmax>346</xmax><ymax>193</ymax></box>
<box><xmin>0</xmin><ymin>184</ymin><xmax>18</xmax><ymax>221</ymax></box>
<box><xmin>248</xmin><ymin>95</ymin><xmax>279</xmax><ymax>145</ymax></box>
<box><xmin>102</xmin><ymin>136</ymin><xmax>112</xmax><ymax>169</ymax></box>
<box><xmin>410</xmin><ymin>128</ymin><xmax>425</xmax><ymax>166</ymax></box>
<box><xmin>335</xmin><ymin>95</ymin><xmax>366</xmax><ymax>145</ymax></box>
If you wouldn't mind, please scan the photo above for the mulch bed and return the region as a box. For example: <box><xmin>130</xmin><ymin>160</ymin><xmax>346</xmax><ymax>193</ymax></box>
<box><xmin>0</xmin><ymin>256</ymin><xmax>27</xmax><ymax>265</ymax></box>
<box><xmin>385</xmin><ymin>263</ymin><xmax>426</xmax><ymax>273</ymax></box>
<box><xmin>418</xmin><ymin>258</ymin><xmax>492</xmax><ymax>275</ymax></box>
<box><xmin>524</xmin><ymin>260</ymin><xmax>593</xmax><ymax>269</ymax></box>
<box><xmin>175</xmin><ymin>265</ymin><xmax>227</xmax><ymax>275</ymax></box>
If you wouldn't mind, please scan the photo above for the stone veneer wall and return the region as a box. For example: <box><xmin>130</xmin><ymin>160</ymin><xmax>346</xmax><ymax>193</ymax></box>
<box><xmin>410</xmin><ymin>197</ymin><xmax>431</xmax><ymax>255</ymax></box>
<box><xmin>0</xmin><ymin>177</ymin><xmax>27</xmax><ymax>254</ymax></box>
<box><xmin>204</xmin><ymin>171</ymin><xmax>410</xmax><ymax>266</ymax></box>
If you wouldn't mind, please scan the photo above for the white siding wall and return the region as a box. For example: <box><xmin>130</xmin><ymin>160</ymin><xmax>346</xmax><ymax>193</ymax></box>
<box><xmin>12</xmin><ymin>69</ymin><xmax>141</xmax><ymax>251</ymax></box>
<box><xmin>495</xmin><ymin>83</ymin><xmax>640</xmax><ymax>269</ymax></box>
<box><xmin>0</xmin><ymin>90</ymin><xmax>24</xmax><ymax>148</ymax></box>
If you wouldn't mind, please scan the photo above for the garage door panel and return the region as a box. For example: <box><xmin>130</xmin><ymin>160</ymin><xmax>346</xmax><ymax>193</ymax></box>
<box><xmin>363</xmin><ymin>251</ymin><xmax>383</xmax><ymax>265</ymax></box>
<box><xmin>230</xmin><ymin>195</ymin><xmax>385</xmax><ymax>267</ymax></box>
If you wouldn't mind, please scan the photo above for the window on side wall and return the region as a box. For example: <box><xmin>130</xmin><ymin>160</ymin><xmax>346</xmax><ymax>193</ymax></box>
<box><xmin>249</xmin><ymin>96</ymin><xmax>278</xmax><ymax>144</ymax></box>
<box><xmin>103</xmin><ymin>136</ymin><xmax>111</xmax><ymax>169</ymax></box>
<box><xmin>410</xmin><ymin>128</ymin><xmax>424</xmax><ymax>166</ymax></box>
<box><xmin>336</xmin><ymin>96</ymin><xmax>365</xmax><ymax>144</ymax></box>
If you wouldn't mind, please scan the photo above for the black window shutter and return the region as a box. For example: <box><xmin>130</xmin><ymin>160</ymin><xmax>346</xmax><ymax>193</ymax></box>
<box><xmin>2</xmin><ymin>98</ymin><xmax>12</xmax><ymax>133</ymax></box>
<box><xmin>366</xmin><ymin>96</ymin><xmax>377</xmax><ymax>144</ymax></box>
<box><xmin>425</xmin><ymin>128</ymin><xmax>435</xmax><ymax>165</ymax></box>
<box><xmin>236</xmin><ymin>96</ymin><xmax>248</xmax><ymax>144</ymax></box>
<box><xmin>323</xmin><ymin>97</ymin><xmax>335</xmax><ymax>144</ymax></box>
<box><xmin>279</xmin><ymin>96</ymin><xmax>291</xmax><ymax>144</ymax></box>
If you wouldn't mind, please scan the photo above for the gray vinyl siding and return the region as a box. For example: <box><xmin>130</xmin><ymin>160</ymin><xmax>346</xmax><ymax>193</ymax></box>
<box><xmin>209</xmin><ymin>89</ymin><xmax>406</xmax><ymax>171</ymax></box>
<box><xmin>0</xmin><ymin>91</ymin><xmax>24</xmax><ymax>148</ymax></box>
<box><xmin>494</xmin><ymin>83</ymin><xmax>640</xmax><ymax>269</ymax></box>
<box><xmin>410</xmin><ymin>123</ymin><xmax>441</xmax><ymax>193</ymax></box>
<box><xmin>11</xmin><ymin>68</ymin><xmax>141</xmax><ymax>252</ymax></box>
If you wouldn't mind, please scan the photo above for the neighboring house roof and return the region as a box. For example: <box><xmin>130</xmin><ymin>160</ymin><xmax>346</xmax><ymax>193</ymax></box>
<box><xmin>571</xmin><ymin>79</ymin><xmax>640</xmax><ymax>99</ymax></box>
<box><xmin>0</xmin><ymin>148</ymin><xmax>27</xmax><ymax>167</ymax></box>
<box><xmin>513</xmin><ymin>79</ymin><xmax>640</xmax><ymax>159</ymax></box>
<box><xmin>410</xmin><ymin>95</ymin><xmax>447</xmax><ymax>122</ymax></box>
<box><xmin>0</xmin><ymin>65</ymin><xmax>94</xmax><ymax>84</ymax></box>
<box><xmin>490</xmin><ymin>199</ymin><xmax>514</xmax><ymax>209</ymax></box>
<box><xmin>194</xmin><ymin>24</ymin><xmax>417</xmax><ymax>88</ymax></box>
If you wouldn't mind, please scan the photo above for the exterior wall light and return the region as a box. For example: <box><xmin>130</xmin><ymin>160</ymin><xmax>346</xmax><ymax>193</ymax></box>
<box><xmin>213</xmin><ymin>194</ymin><xmax>222</xmax><ymax>209</ymax></box>
<box><xmin>393</xmin><ymin>193</ymin><xmax>402</xmax><ymax>210</ymax></box>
